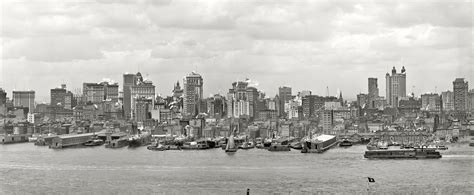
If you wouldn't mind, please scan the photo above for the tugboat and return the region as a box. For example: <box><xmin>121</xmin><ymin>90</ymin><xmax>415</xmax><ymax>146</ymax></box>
<box><xmin>339</xmin><ymin>138</ymin><xmax>352</xmax><ymax>147</ymax></box>
<box><xmin>147</xmin><ymin>142</ymin><xmax>167</xmax><ymax>151</ymax></box>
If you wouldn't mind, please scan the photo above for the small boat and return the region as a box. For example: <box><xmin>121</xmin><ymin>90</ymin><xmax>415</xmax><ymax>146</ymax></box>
<box><xmin>339</xmin><ymin>139</ymin><xmax>352</xmax><ymax>147</ymax></box>
<box><xmin>239</xmin><ymin>142</ymin><xmax>255</xmax><ymax>150</ymax></box>
<box><xmin>225</xmin><ymin>134</ymin><xmax>238</xmax><ymax>153</ymax></box>
<box><xmin>147</xmin><ymin>143</ymin><xmax>167</xmax><ymax>151</ymax></box>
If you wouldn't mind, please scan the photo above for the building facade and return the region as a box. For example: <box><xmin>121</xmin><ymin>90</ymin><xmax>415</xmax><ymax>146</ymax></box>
<box><xmin>453</xmin><ymin>78</ymin><xmax>468</xmax><ymax>111</ymax></box>
<box><xmin>386</xmin><ymin>66</ymin><xmax>407</xmax><ymax>107</ymax></box>
<box><xmin>278</xmin><ymin>86</ymin><xmax>292</xmax><ymax>117</ymax></box>
<box><xmin>421</xmin><ymin>93</ymin><xmax>441</xmax><ymax>112</ymax></box>
<box><xmin>183</xmin><ymin>72</ymin><xmax>203</xmax><ymax>118</ymax></box>
<box><xmin>0</xmin><ymin>88</ymin><xmax>6</xmax><ymax>107</ymax></box>
<box><xmin>368</xmin><ymin>78</ymin><xmax>379</xmax><ymax>109</ymax></box>
<box><xmin>12</xmin><ymin>91</ymin><xmax>35</xmax><ymax>113</ymax></box>
<box><xmin>441</xmin><ymin>91</ymin><xmax>455</xmax><ymax>111</ymax></box>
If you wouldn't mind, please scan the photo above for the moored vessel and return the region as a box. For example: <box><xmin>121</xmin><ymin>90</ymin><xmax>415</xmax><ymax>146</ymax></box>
<box><xmin>301</xmin><ymin>134</ymin><xmax>338</xmax><ymax>153</ymax></box>
<box><xmin>339</xmin><ymin>139</ymin><xmax>352</xmax><ymax>147</ymax></box>
<box><xmin>225</xmin><ymin>134</ymin><xmax>238</xmax><ymax>153</ymax></box>
<box><xmin>364</xmin><ymin>148</ymin><xmax>442</xmax><ymax>159</ymax></box>
<box><xmin>268</xmin><ymin>144</ymin><xmax>290</xmax><ymax>151</ymax></box>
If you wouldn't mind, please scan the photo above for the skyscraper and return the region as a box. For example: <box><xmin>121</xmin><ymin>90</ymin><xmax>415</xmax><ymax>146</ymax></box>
<box><xmin>368</xmin><ymin>78</ymin><xmax>379</xmax><ymax>108</ymax></box>
<box><xmin>0</xmin><ymin>88</ymin><xmax>6</xmax><ymax>107</ymax></box>
<box><xmin>51</xmin><ymin>87</ymin><xmax>67</xmax><ymax>107</ymax></box>
<box><xmin>183</xmin><ymin>72</ymin><xmax>203</xmax><ymax>117</ymax></box>
<box><xmin>386</xmin><ymin>66</ymin><xmax>407</xmax><ymax>107</ymax></box>
<box><xmin>131</xmin><ymin>73</ymin><xmax>155</xmax><ymax>121</ymax></box>
<box><xmin>227</xmin><ymin>81</ymin><xmax>250</xmax><ymax>118</ymax></box>
<box><xmin>12</xmin><ymin>90</ymin><xmax>35</xmax><ymax>113</ymax></box>
<box><xmin>453</xmin><ymin>78</ymin><xmax>468</xmax><ymax>111</ymax></box>
<box><xmin>123</xmin><ymin>73</ymin><xmax>138</xmax><ymax>119</ymax></box>
<box><xmin>278</xmin><ymin>86</ymin><xmax>292</xmax><ymax>117</ymax></box>
<box><xmin>441</xmin><ymin>91</ymin><xmax>454</xmax><ymax>111</ymax></box>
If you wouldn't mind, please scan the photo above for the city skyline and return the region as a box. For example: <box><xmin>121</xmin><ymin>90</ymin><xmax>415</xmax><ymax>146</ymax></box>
<box><xmin>1</xmin><ymin>0</ymin><xmax>473</xmax><ymax>102</ymax></box>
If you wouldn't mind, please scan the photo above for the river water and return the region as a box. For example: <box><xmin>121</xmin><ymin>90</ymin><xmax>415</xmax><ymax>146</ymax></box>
<box><xmin>0</xmin><ymin>143</ymin><xmax>473</xmax><ymax>194</ymax></box>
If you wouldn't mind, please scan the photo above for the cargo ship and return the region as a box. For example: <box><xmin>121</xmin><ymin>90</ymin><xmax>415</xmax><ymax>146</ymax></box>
<box><xmin>364</xmin><ymin>148</ymin><xmax>442</xmax><ymax>159</ymax></box>
<box><xmin>301</xmin><ymin>134</ymin><xmax>338</xmax><ymax>153</ymax></box>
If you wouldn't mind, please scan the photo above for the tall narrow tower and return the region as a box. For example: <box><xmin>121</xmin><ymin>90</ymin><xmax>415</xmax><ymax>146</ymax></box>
<box><xmin>386</xmin><ymin>66</ymin><xmax>407</xmax><ymax>107</ymax></box>
<box><xmin>183</xmin><ymin>72</ymin><xmax>203</xmax><ymax>117</ymax></box>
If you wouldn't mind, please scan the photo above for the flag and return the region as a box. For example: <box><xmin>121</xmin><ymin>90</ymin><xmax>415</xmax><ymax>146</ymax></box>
<box><xmin>368</xmin><ymin>177</ymin><xmax>375</xmax><ymax>183</ymax></box>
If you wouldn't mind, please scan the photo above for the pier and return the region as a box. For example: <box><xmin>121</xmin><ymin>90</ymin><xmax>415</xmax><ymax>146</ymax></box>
<box><xmin>50</xmin><ymin>133</ymin><xmax>95</xmax><ymax>149</ymax></box>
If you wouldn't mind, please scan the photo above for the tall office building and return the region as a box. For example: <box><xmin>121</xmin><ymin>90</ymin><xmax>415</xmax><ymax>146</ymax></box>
<box><xmin>123</xmin><ymin>73</ymin><xmax>138</xmax><ymax>119</ymax></box>
<box><xmin>246</xmin><ymin>87</ymin><xmax>258</xmax><ymax>119</ymax></box>
<box><xmin>368</xmin><ymin>78</ymin><xmax>379</xmax><ymax>108</ymax></box>
<box><xmin>51</xmin><ymin>87</ymin><xmax>67</xmax><ymax>107</ymax></box>
<box><xmin>0</xmin><ymin>88</ymin><xmax>6</xmax><ymax>107</ymax></box>
<box><xmin>453</xmin><ymin>78</ymin><xmax>468</xmax><ymax>111</ymax></box>
<box><xmin>128</xmin><ymin>73</ymin><xmax>155</xmax><ymax>121</ymax></box>
<box><xmin>183</xmin><ymin>72</ymin><xmax>203</xmax><ymax>117</ymax></box>
<box><xmin>227</xmin><ymin>80</ymin><xmax>261</xmax><ymax>119</ymax></box>
<box><xmin>421</xmin><ymin>93</ymin><xmax>441</xmax><ymax>111</ymax></box>
<box><xmin>441</xmin><ymin>91</ymin><xmax>455</xmax><ymax>111</ymax></box>
<box><xmin>386</xmin><ymin>66</ymin><xmax>407</xmax><ymax>107</ymax></box>
<box><xmin>278</xmin><ymin>86</ymin><xmax>292</xmax><ymax>117</ymax></box>
<box><xmin>468</xmin><ymin>89</ymin><xmax>474</xmax><ymax>111</ymax></box>
<box><xmin>12</xmin><ymin>90</ymin><xmax>35</xmax><ymax>113</ymax></box>
<box><xmin>102</xmin><ymin>81</ymin><xmax>119</xmax><ymax>102</ymax></box>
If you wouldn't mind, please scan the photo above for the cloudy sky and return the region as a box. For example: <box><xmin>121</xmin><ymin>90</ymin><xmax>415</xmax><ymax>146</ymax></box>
<box><xmin>1</xmin><ymin>0</ymin><xmax>472</xmax><ymax>103</ymax></box>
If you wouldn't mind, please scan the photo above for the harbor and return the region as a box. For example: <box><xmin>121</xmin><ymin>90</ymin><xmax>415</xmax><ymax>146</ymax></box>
<box><xmin>1</xmin><ymin>142</ymin><xmax>472</xmax><ymax>194</ymax></box>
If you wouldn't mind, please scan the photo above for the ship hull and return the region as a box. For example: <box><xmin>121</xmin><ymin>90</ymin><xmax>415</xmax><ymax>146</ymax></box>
<box><xmin>364</xmin><ymin>149</ymin><xmax>442</xmax><ymax>159</ymax></box>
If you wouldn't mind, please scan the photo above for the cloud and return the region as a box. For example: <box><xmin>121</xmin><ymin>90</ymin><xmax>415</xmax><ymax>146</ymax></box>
<box><xmin>0</xmin><ymin>0</ymin><xmax>472</xmax><ymax>99</ymax></box>
<box><xmin>3</xmin><ymin>36</ymin><xmax>104</xmax><ymax>62</ymax></box>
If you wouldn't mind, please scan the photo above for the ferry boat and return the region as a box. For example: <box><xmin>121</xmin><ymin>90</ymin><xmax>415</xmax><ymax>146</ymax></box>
<box><xmin>301</xmin><ymin>134</ymin><xmax>338</xmax><ymax>153</ymax></box>
<box><xmin>364</xmin><ymin>148</ymin><xmax>442</xmax><ymax>159</ymax></box>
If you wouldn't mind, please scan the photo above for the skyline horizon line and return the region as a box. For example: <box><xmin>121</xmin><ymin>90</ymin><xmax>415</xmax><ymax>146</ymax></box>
<box><xmin>1</xmin><ymin>69</ymin><xmax>472</xmax><ymax>104</ymax></box>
